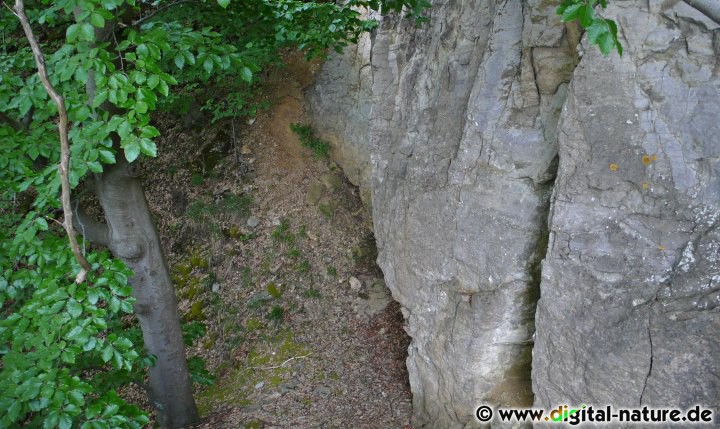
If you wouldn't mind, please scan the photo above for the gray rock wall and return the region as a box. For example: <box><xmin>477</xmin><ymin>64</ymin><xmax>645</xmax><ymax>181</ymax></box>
<box><xmin>308</xmin><ymin>0</ymin><xmax>719</xmax><ymax>427</ymax></box>
<box><xmin>533</xmin><ymin>0</ymin><xmax>720</xmax><ymax>419</ymax></box>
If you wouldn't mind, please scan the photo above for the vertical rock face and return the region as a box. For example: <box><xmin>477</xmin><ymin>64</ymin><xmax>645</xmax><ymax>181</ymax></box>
<box><xmin>311</xmin><ymin>1</ymin><xmax>577</xmax><ymax>426</ymax></box>
<box><xmin>533</xmin><ymin>0</ymin><xmax>720</xmax><ymax>417</ymax></box>
<box><xmin>309</xmin><ymin>0</ymin><xmax>719</xmax><ymax>427</ymax></box>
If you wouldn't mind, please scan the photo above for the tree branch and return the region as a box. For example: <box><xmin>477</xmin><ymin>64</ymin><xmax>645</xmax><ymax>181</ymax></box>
<box><xmin>682</xmin><ymin>0</ymin><xmax>720</xmax><ymax>25</ymax></box>
<box><xmin>72</xmin><ymin>199</ymin><xmax>110</xmax><ymax>248</ymax></box>
<box><xmin>13</xmin><ymin>0</ymin><xmax>92</xmax><ymax>283</ymax></box>
<box><xmin>0</xmin><ymin>111</ymin><xmax>22</xmax><ymax>132</ymax></box>
<box><xmin>131</xmin><ymin>0</ymin><xmax>195</xmax><ymax>27</ymax></box>
<box><xmin>22</xmin><ymin>105</ymin><xmax>34</xmax><ymax>130</ymax></box>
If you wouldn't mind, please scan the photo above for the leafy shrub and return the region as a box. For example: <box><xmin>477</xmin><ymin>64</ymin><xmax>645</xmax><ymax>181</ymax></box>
<box><xmin>556</xmin><ymin>0</ymin><xmax>622</xmax><ymax>55</ymax></box>
<box><xmin>290</xmin><ymin>123</ymin><xmax>330</xmax><ymax>159</ymax></box>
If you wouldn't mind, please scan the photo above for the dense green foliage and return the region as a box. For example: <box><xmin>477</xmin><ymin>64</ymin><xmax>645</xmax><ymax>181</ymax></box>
<box><xmin>557</xmin><ymin>0</ymin><xmax>622</xmax><ymax>55</ymax></box>
<box><xmin>0</xmin><ymin>0</ymin><xmax>428</xmax><ymax>427</ymax></box>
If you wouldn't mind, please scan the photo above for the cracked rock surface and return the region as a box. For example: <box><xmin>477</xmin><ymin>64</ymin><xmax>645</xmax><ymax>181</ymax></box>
<box><xmin>310</xmin><ymin>0</ymin><xmax>576</xmax><ymax>427</ymax></box>
<box><xmin>309</xmin><ymin>0</ymin><xmax>719</xmax><ymax>427</ymax></box>
<box><xmin>533</xmin><ymin>0</ymin><xmax>720</xmax><ymax>420</ymax></box>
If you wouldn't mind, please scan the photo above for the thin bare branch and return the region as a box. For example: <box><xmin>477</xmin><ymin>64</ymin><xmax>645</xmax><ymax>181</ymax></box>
<box><xmin>72</xmin><ymin>199</ymin><xmax>111</xmax><ymax>247</ymax></box>
<box><xmin>13</xmin><ymin>0</ymin><xmax>92</xmax><ymax>283</ymax></box>
<box><xmin>2</xmin><ymin>2</ymin><xmax>17</xmax><ymax>16</ymax></box>
<box><xmin>244</xmin><ymin>353</ymin><xmax>313</xmax><ymax>372</ymax></box>
<box><xmin>22</xmin><ymin>105</ymin><xmax>34</xmax><ymax>130</ymax></box>
<box><xmin>132</xmin><ymin>0</ymin><xmax>195</xmax><ymax>27</ymax></box>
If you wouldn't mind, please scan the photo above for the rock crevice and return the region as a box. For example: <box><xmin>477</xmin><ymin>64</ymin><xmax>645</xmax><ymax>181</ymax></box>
<box><xmin>308</xmin><ymin>0</ymin><xmax>719</xmax><ymax>427</ymax></box>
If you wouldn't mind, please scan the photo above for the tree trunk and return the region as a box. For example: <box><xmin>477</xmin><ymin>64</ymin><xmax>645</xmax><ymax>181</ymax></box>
<box><xmin>93</xmin><ymin>156</ymin><xmax>198</xmax><ymax>428</ymax></box>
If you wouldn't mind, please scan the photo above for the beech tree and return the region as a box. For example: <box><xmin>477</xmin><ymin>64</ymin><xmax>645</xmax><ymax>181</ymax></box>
<box><xmin>0</xmin><ymin>0</ymin><xmax>428</xmax><ymax>427</ymax></box>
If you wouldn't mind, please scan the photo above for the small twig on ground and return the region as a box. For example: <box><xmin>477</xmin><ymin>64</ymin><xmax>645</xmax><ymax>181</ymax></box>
<box><xmin>13</xmin><ymin>0</ymin><xmax>92</xmax><ymax>283</ymax></box>
<box><xmin>244</xmin><ymin>353</ymin><xmax>312</xmax><ymax>372</ymax></box>
<box><xmin>231</xmin><ymin>116</ymin><xmax>238</xmax><ymax>163</ymax></box>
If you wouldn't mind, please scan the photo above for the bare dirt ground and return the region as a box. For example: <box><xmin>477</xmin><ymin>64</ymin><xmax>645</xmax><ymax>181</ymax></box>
<box><xmin>142</xmin><ymin>54</ymin><xmax>413</xmax><ymax>429</ymax></box>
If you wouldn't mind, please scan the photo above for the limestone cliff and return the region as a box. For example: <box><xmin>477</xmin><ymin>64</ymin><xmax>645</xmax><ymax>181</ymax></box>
<box><xmin>308</xmin><ymin>1</ymin><xmax>720</xmax><ymax>427</ymax></box>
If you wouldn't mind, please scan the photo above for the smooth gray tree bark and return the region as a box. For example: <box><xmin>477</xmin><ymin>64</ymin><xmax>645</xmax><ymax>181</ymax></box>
<box><xmin>84</xmin><ymin>155</ymin><xmax>199</xmax><ymax>428</ymax></box>
<box><xmin>71</xmin><ymin>9</ymin><xmax>200</xmax><ymax>426</ymax></box>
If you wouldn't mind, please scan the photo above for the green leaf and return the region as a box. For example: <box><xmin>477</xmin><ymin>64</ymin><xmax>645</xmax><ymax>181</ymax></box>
<box><xmin>29</xmin><ymin>396</ymin><xmax>50</xmax><ymax>412</ymax></box>
<box><xmin>587</xmin><ymin>20</ymin><xmax>608</xmax><ymax>44</ymax></box>
<box><xmin>133</xmin><ymin>72</ymin><xmax>147</xmax><ymax>84</ymax></box>
<box><xmin>75</xmin><ymin>66</ymin><xmax>89</xmax><ymax>83</ymax></box>
<box><xmin>203</xmin><ymin>57</ymin><xmax>214</xmax><ymax>74</ymax></box>
<box><xmin>174</xmin><ymin>53</ymin><xmax>185</xmax><ymax>69</ymax></box>
<box><xmin>101</xmin><ymin>344</ymin><xmax>114</xmax><ymax>362</ymax></box>
<box><xmin>120</xmin><ymin>300</ymin><xmax>133</xmax><ymax>313</ymax></box>
<box><xmin>59</xmin><ymin>414</ymin><xmax>73</xmax><ymax>429</ymax></box>
<box><xmin>36</xmin><ymin>217</ymin><xmax>49</xmax><ymax>230</ymax></box>
<box><xmin>147</xmin><ymin>75</ymin><xmax>160</xmax><ymax>89</ymax></box>
<box><xmin>7</xmin><ymin>400</ymin><xmax>21</xmax><ymax>422</ymax></box>
<box><xmin>114</xmin><ymin>337</ymin><xmax>133</xmax><ymax>350</ymax></box>
<box><xmin>561</xmin><ymin>3</ymin><xmax>583</xmax><ymax>22</ymax></box>
<box><xmin>596</xmin><ymin>32</ymin><xmax>615</xmax><ymax>55</ymax></box>
<box><xmin>158</xmin><ymin>80</ymin><xmax>169</xmax><ymax>97</ymax></box>
<box><xmin>182</xmin><ymin>50</ymin><xmax>196</xmax><ymax>65</ymax></box>
<box><xmin>83</xmin><ymin>336</ymin><xmax>97</xmax><ymax>351</ymax></box>
<box><xmin>98</xmin><ymin>149</ymin><xmax>116</xmax><ymax>164</ymax></box>
<box><xmin>140</xmin><ymin>125</ymin><xmax>160</xmax><ymax>138</ymax></box>
<box><xmin>124</xmin><ymin>141</ymin><xmax>141</xmax><ymax>163</ymax></box>
<box><xmin>66</xmin><ymin>24</ymin><xmax>81</xmax><ymax>42</ymax></box>
<box><xmin>109</xmin><ymin>296</ymin><xmax>121</xmax><ymax>312</ymax></box>
<box><xmin>116</xmin><ymin>285</ymin><xmax>133</xmax><ymax>297</ymax></box>
<box><xmin>240</xmin><ymin>66</ymin><xmax>253</xmax><ymax>83</ymax></box>
<box><xmin>90</xmin><ymin>12</ymin><xmax>105</xmax><ymax>28</ymax></box>
<box><xmin>102</xmin><ymin>403</ymin><xmax>119</xmax><ymax>418</ymax></box>
<box><xmin>137</xmin><ymin>44</ymin><xmax>149</xmax><ymax>59</ymax></box>
<box><xmin>113</xmin><ymin>350</ymin><xmax>124</xmax><ymax>368</ymax></box>
<box><xmin>20</xmin><ymin>379</ymin><xmax>42</xmax><ymax>401</ymax></box>
<box><xmin>579</xmin><ymin>4</ymin><xmax>594</xmax><ymax>27</ymax></box>
<box><xmin>139</xmin><ymin>138</ymin><xmax>157</xmax><ymax>157</ymax></box>
<box><xmin>61</xmin><ymin>350</ymin><xmax>76</xmax><ymax>364</ymax></box>
<box><xmin>217</xmin><ymin>0</ymin><xmax>230</xmax><ymax>8</ymax></box>
<box><xmin>87</xmin><ymin>288</ymin><xmax>100</xmax><ymax>305</ymax></box>
<box><xmin>69</xmin><ymin>390</ymin><xmax>85</xmax><ymax>406</ymax></box>
<box><xmin>44</xmin><ymin>411</ymin><xmax>60</xmax><ymax>429</ymax></box>
<box><xmin>87</xmin><ymin>160</ymin><xmax>103</xmax><ymax>173</ymax></box>
<box><xmin>67</xmin><ymin>299</ymin><xmax>83</xmax><ymax>318</ymax></box>
<box><xmin>135</xmin><ymin>100</ymin><xmax>148</xmax><ymax>114</ymax></box>
<box><xmin>86</xmin><ymin>402</ymin><xmax>102</xmax><ymax>418</ymax></box>
<box><xmin>605</xmin><ymin>18</ymin><xmax>623</xmax><ymax>55</ymax></box>
<box><xmin>72</xmin><ymin>106</ymin><xmax>91</xmax><ymax>122</ymax></box>
<box><xmin>80</xmin><ymin>23</ymin><xmax>95</xmax><ymax>41</ymax></box>
<box><xmin>117</xmin><ymin>120</ymin><xmax>133</xmax><ymax>139</ymax></box>
<box><xmin>93</xmin><ymin>89</ymin><xmax>108</xmax><ymax>107</ymax></box>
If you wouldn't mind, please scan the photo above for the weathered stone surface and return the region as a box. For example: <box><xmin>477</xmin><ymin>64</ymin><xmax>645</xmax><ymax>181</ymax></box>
<box><xmin>533</xmin><ymin>0</ymin><xmax>720</xmax><ymax>421</ymax></box>
<box><xmin>307</xmin><ymin>29</ymin><xmax>375</xmax><ymax>209</ymax></box>
<box><xmin>310</xmin><ymin>0</ymin><xmax>576</xmax><ymax>427</ymax></box>
<box><xmin>309</xmin><ymin>0</ymin><xmax>719</xmax><ymax>427</ymax></box>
